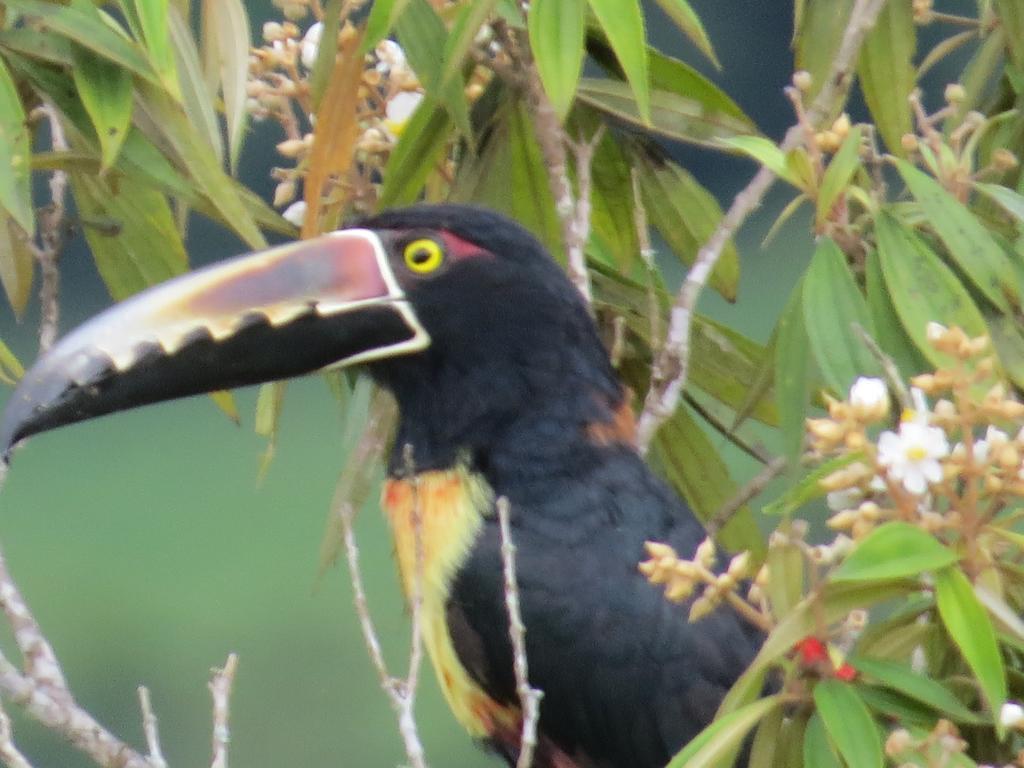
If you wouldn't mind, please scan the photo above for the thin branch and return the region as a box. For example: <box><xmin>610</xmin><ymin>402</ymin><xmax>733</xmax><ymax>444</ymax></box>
<box><xmin>635</xmin><ymin>0</ymin><xmax>888</xmax><ymax>452</ymax></box>
<box><xmin>209</xmin><ymin>654</ymin><xmax>239</xmax><ymax>768</ymax></box>
<box><xmin>137</xmin><ymin>687</ymin><xmax>167</xmax><ymax>768</ymax></box>
<box><xmin>0</xmin><ymin>699</ymin><xmax>34</xmax><ymax>768</ymax></box>
<box><xmin>496</xmin><ymin>498</ymin><xmax>543</xmax><ymax>768</ymax></box>
<box><xmin>34</xmin><ymin>103</ymin><xmax>69</xmax><ymax>354</ymax></box>
<box><xmin>335</xmin><ymin>439</ymin><xmax>428</xmax><ymax>768</ymax></box>
<box><xmin>705</xmin><ymin>456</ymin><xmax>788</xmax><ymax>539</ymax></box>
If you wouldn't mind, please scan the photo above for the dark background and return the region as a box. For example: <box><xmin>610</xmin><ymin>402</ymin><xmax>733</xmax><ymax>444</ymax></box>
<box><xmin>0</xmin><ymin>2</ymin><xmax>971</xmax><ymax>765</ymax></box>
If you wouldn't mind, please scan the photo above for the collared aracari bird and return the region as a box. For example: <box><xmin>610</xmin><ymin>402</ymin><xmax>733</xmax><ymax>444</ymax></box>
<box><xmin>0</xmin><ymin>205</ymin><xmax>763</xmax><ymax>768</ymax></box>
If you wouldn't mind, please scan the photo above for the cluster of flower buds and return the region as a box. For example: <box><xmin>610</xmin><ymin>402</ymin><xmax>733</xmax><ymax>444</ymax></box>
<box><xmin>885</xmin><ymin>720</ymin><xmax>969</xmax><ymax>765</ymax></box>
<box><xmin>247</xmin><ymin>7</ymin><xmax>431</xmax><ymax>222</ymax></box>
<box><xmin>810</xmin><ymin>323</ymin><xmax>1024</xmax><ymax>557</ymax></box>
<box><xmin>639</xmin><ymin>538</ymin><xmax>763</xmax><ymax>625</ymax></box>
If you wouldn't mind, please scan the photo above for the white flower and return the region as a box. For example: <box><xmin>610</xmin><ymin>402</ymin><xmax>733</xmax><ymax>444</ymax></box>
<box><xmin>282</xmin><ymin>200</ymin><xmax>307</xmax><ymax>226</ymax></box>
<box><xmin>926</xmin><ymin>321</ymin><xmax>948</xmax><ymax>343</ymax></box>
<box><xmin>375</xmin><ymin>40</ymin><xmax>407</xmax><ymax>73</ymax></box>
<box><xmin>849</xmin><ymin>376</ymin><xmax>889</xmax><ymax>419</ymax></box>
<box><xmin>1001</xmin><ymin>701</ymin><xmax>1024</xmax><ymax>728</ymax></box>
<box><xmin>383</xmin><ymin>91</ymin><xmax>424</xmax><ymax>138</ymax></box>
<box><xmin>877</xmin><ymin>421</ymin><xmax>949</xmax><ymax>495</ymax></box>
<box><xmin>300</xmin><ymin>22</ymin><xmax>323</xmax><ymax>69</ymax></box>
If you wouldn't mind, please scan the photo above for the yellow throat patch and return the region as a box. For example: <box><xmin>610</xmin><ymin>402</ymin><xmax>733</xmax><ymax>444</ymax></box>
<box><xmin>381</xmin><ymin>466</ymin><xmax>517</xmax><ymax>737</ymax></box>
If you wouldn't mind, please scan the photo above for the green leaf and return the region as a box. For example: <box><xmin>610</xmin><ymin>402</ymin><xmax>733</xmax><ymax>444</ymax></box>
<box><xmin>133</xmin><ymin>84</ymin><xmax>266</xmax><ymax>248</ymax></box>
<box><xmin>70</xmin><ymin>174</ymin><xmax>188</xmax><ymax>300</ymax></box>
<box><xmin>934</xmin><ymin>567</ymin><xmax>1007</xmax><ymax>718</ymax></box>
<box><xmin>646</xmin><ymin>48</ymin><xmax>751</xmax><ymax>126</ymax></box>
<box><xmin>747</xmin><ymin>700</ymin><xmax>785</xmax><ymax>768</ymax></box>
<box><xmin>199</xmin><ymin>0</ymin><xmax>250</xmax><ymax>172</ymax></box>
<box><xmin>994</xmin><ymin>0</ymin><xmax>1024</xmax><ymax>68</ymax></box>
<box><xmin>850</xmin><ymin>656</ymin><xmax>985</xmax><ymax>724</ymax></box>
<box><xmin>309</xmin><ymin>0</ymin><xmax>343</xmax><ymax>106</ymax></box>
<box><xmin>802</xmin><ymin>238</ymin><xmax>879</xmax><ymax>395</ymax></box>
<box><xmin>896</xmin><ymin>159</ymin><xmax>1018</xmax><ymax>312</ymax></box>
<box><xmin>587</xmin><ymin>0</ymin><xmax>649</xmax><ymax>123</ymax></box>
<box><xmin>254</xmin><ymin>381</ymin><xmax>287</xmax><ymax>481</ymax></box>
<box><xmin>360</xmin><ymin>0</ymin><xmax>411</xmax><ymax>55</ymax></box>
<box><xmin>864</xmin><ymin>248</ymin><xmax>928</xmax><ymax>377</ymax></box>
<box><xmin>395</xmin><ymin>0</ymin><xmax>471</xmax><ymax>139</ymax></box>
<box><xmin>169</xmin><ymin>5</ymin><xmax>223</xmax><ymax>164</ymax></box>
<box><xmin>586</xmin><ymin>126</ymin><xmax>638</xmax><ymax>272</ymax></box>
<box><xmin>832</xmin><ymin>522</ymin><xmax>958</xmax><ymax>582</ymax></box>
<box><xmin>378</xmin><ymin>97</ymin><xmax>453</xmax><ymax>207</ymax></box>
<box><xmin>816</xmin><ymin>126</ymin><xmax>862</xmax><ymax>225</ymax></box>
<box><xmin>719</xmin><ymin>136</ymin><xmax>799</xmax><ymax>187</ymax></box>
<box><xmin>988</xmin><ymin>313</ymin><xmax>1024</xmax><ymax>392</ymax></box>
<box><xmin>72</xmin><ymin>45</ymin><xmax>134</xmax><ymax>171</ymax></box>
<box><xmin>132</xmin><ymin>0</ymin><xmax>177</xmax><ymax>93</ymax></box>
<box><xmin>0</xmin><ymin>57</ymin><xmax>33</xmax><ymax>237</ymax></box>
<box><xmin>794</xmin><ymin>0</ymin><xmax>853</xmax><ymax>101</ymax></box>
<box><xmin>666</xmin><ymin>695</ymin><xmax>789</xmax><ymax>768</ymax></box>
<box><xmin>528</xmin><ymin>0</ymin><xmax>585</xmax><ymax>121</ymax></box>
<box><xmin>813</xmin><ymin>679</ymin><xmax>883</xmax><ymax>768</ymax></box>
<box><xmin>774</xmin><ymin>281</ymin><xmax>811</xmax><ymax>459</ymax></box>
<box><xmin>0</xmin><ymin>334</ymin><xmax>24</xmax><ymax>386</ymax></box>
<box><xmin>6</xmin><ymin>0</ymin><xmax>160</xmax><ymax>87</ymax></box>
<box><xmin>578</xmin><ymin>78</ymin><xmax>756</xmax><ymax>148</ymax></box>
<box><xmin>874</xmin><ymin>211</ymin><xmax>988</xmax><ymax>368</ymax></box>
<box><xmin>650</xmin><ymin>404</ymin><xmax>765</xmax><ymax>558</ymax></box>
<box><xmin>633</xmin><ymin>146</ymin><xmax>739</xmax><ymax>300</ymax></box>
<box><xmin>974</xmin><ymin>181</ymin><xmax>1024</xmax><ymax>224</ymax></box>
<box><xmin>857</xmin><ymin>0</ymin><xmax>914</xmax><ymax>155</ymax></box>
<box><xmin>762</xmin><ymin>453</ymin><xmax>861</xmax><ymax>517</ymax></box>
<box><xmin>765</xmin><ymin>528</ymin><xmax>805</xmax><ymax>620</ymax></box>
<box><xmin>0</xmin><ymin>212</ymin><xmax>34</xmax><ymax>318</ymax></box>
<box><xmin>650</xmin><ymin>0</ymin><xmax>718</xmax><ymax>68</ymax></box>
<box><xmin>802</xmin><ymin>712</ymin><xmax>841</xmax><ymax>768</ymax></box>
<box><xmin>441</xmin><ymin>0</ymin><xmax>500</xmax><ymax>95</ymax></box>
<box><xmin>0</xmin><ymin>27</ymin><xmax>74</xmax><ymax>67</ymax></box>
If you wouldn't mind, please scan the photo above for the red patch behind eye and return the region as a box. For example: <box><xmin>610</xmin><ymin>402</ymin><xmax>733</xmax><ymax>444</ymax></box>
<box><xmin>439</xmin><ymin>231</ymin><xmax>489</xmax><ymax>261</ymax></box>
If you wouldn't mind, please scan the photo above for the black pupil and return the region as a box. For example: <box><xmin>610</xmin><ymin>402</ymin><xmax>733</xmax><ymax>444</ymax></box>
<box><xmin>411</xmin><ymin>247</ymin><xmax>433</xmax><ymax>265</ymax></box>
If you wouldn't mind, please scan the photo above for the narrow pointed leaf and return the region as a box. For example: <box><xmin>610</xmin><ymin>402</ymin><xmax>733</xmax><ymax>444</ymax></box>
<box><xmin>378</xmin><ymin>97</ymin><xmax>453</xmax><ymax>207</ymax></box>
<box><xmin>774</xmin><ymin>282</ymin><xmax>811</xmax><ymax>459</ymax></box>
<box><xmin>578</xmin><ymin>78</ymin><xmax>755</xmax><ymax>147</ymax></box>
<box><xmin>70</xmin><ymin>174</ymin><xmax>188</xmax><ymax>300</ymax></box>
<box><xmin>794</xmin><ymin>0</ymin><xmax>853</xmax><ymax>101</ymax></box>
<box><xmin>762</xmin><ymin>453</ymin><xmax>861</xmax><ymax>517</ymax></box>
<box><xmin>0</xmin><ymin>335</ymin><xmax>24</xmax><ymax>386</ymax></box>
<box><xmin>896</xmin><ymin>159</ymin><xmax>1018</xmax><ymax>311</ymax></box>
<box><xmin>650</xmin><ymin>0</ymin><xmax>718</xmax><ymax>67</ymax></box>
<box><xmin>634</xmin><ymin>147</ymin><xmax>739</xmax><ymax>300</ymax></box>
<box><xmin>813</xmin><ymin>680</ymin><xmax>883</xmax><ymax>768</ymax></box>
<box><xmin>440</xmin><ymin>0</ymin><xmax>500</xmax><ymax>95</ymax></box>
<box><xmin>857</xmin><ymin>0</ymin><xmax>914</xmax><ymax>155</ymax></box>
<box><xmin>832</xmin><ymin>522</ymin><xmax>958</xmax><ymax>582</ymax></box>
<box><xmin>72</xmin><ymin>45</ymin><xmax>133</xmax><ymax>171</ymax></box>
<box><xmin>974</xmin><ymin>181</ymin><xmax>1024</xmax><ymax>224</ymax></box>
<box><xmin>200</xmin><ymin>0</ymin><xmax>250</xmax><ymax>172</ymax></box>
<box><xmin>874</xmin><ymin>211</ymin><xmax>988</xmax><ymax>368</ymax></box>
<box><xmin>0</xmin><ymin>213</ymin><xmax>34</xmax><ymax>318</ymax></box>
<box><xmin>719</xmin><ymin>136</ymin><xmax>799</xmax><ymax>187</ymax></box>
<box><xmin>850</xmin><ymin>656</ymin><xmax>985</xmax><ymax>724</ymax></box>
<box><xmin>864</xmin><ymin>248</ymin><xmax>928</xmax><ymax>377</ymax></box>
<box><xmin>816</xmin><ymin>125</ymin><xmax>862</xmax><ymax>225</ymax></box>
<box><xmin>0</xmin><ymin>57</ymin><xmax>33</xmax><ymax>237</ymax></box>
<box><xmin>395</xmin><ymin>0</ymin><xmax>471</xmax><ymax>138</ymax></box>
<box><xmin>6</xmin><ymin>0</ymin><xmax>160</xmax><ymax>86</ymax></box>
<box><xmin>528</xmin><ymin>0</ymin><xmax>585</xmax><ymax>121</ymax></box>
<box><xmin>169</xmin><ymin>5</ymin><xmax>223</xmax><ymax>163</ymax></box>
<box><xmin>935</xmin><ymin>567</ymin><xmax>1007</xmax><ymax>718</ymax></box>
<box><xmin>802</xmin><ymin>712</ymin><xmax>841</xmax><ymax>768</ymax></box>
<box><xmin>360</xmin><ymin>0</ymin><xmax>411</xmax><ymax>55</ymax></box>
<box><xmin>994</xmin><ymin>0</ymin><xmax>1024</xmax><ymax>68</ymax></box>
<box><xmin>132</xmin><ymin>0</ymin><xmax>177</xmax><ymax>93</ymax></box>
<box><xmin>587</xmin><ymin>0</ymin><xmax>649</xmax><ymax>122</ymax></box>
<box><xmin>666</xmin><ymin>695</ymin><xmax>788</xmax><ymax>768</ymax></box>
<box><xmin>802</xmin><ymin>238</ymin><xmax>879</xmax><ymax>394</ymax></box>
<box><xmin>209</xmin><ymin>390</ymin><xmax>240</xmax><ymax>424</ymax></box>
<box><xmin>650</xmin><ymin>404</ymin><xmax>765</xmax><ymax>558</ymax></box>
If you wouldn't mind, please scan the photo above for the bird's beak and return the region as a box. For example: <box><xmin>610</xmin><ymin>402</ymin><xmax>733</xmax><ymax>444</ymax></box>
<box><xmin>0</xmin><ymin>229</ymin><xmax>429</xmax><ymax>459</ymax></box>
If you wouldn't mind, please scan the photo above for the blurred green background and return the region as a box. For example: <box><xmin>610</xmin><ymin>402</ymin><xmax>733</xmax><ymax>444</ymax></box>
<box><xmin>0</xmin><ymin>1</ymin><xmax>971</xmax><ymax>765</ymax></box>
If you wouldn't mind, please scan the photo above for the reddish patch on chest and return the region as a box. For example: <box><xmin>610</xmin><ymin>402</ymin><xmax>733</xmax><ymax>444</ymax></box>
<box><xmin>585</xmin><ymin>388</ymin><xmax>637</xmax><ymax>447</ymax></box>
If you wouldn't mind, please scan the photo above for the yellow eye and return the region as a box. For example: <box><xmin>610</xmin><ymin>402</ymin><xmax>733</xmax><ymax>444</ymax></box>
<box><xmin>403</xmin><ymin>238</ymin><xmax>445</xmax><ymax>274</ymax></box>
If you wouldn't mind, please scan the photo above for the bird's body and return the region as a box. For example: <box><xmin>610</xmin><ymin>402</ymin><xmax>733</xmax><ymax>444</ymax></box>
<box><xmin>1</xmin><ymin>204</ymin><xmax>763</xmax><ymax>768</ymax></box>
